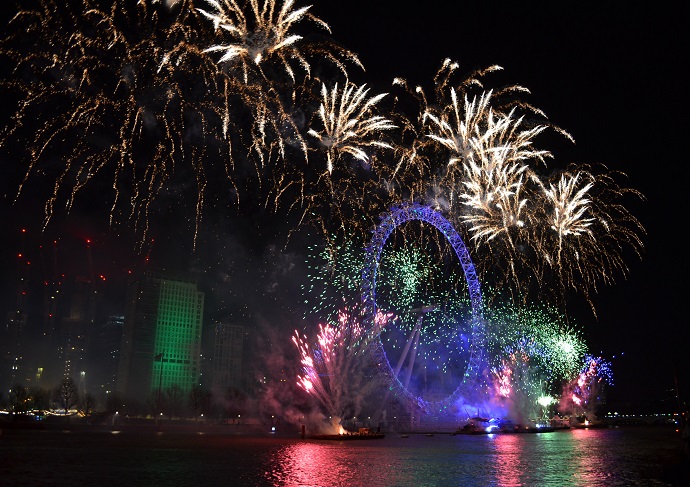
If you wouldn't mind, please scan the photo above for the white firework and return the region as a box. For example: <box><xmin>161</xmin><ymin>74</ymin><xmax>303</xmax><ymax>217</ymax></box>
<box><xmin>308</xmin><ymin>81</ymin><xmax>396</xmax><ymax>175</ymax></box>
<box><xmin>198</xmin><ymin>0</ymin><xmax>329</xmax><ymax>81</ymax></box>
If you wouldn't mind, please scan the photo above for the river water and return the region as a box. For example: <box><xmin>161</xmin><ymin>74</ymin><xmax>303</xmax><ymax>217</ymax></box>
<box><xmin>1</xmin><ymin>426</ymin><xmax>687</xmax><ymax>486</ymax></box>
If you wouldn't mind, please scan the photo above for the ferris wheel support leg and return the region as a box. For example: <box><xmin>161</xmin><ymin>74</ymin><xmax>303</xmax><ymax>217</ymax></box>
<box><xmin>393</xmin><ymin>318</ymin><xmax>422</xmax><ymax>378</ymax></box>
<box><xmin>403</xmin><ymin>328</ymin><xmax>421</xmax><ymax>391</ymax></box>
<box><xmin>371</xmin><ymin>319</ymin><xmax>422</xmax><ymax>426</ymax></box>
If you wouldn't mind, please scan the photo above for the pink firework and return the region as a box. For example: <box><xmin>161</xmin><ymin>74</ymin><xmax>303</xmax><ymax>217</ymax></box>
<box><xmin>491</xmin><ymin>364</ymin><xmax>513</xmax><ymax>398</ymax></box>
<box><xmin>293</xmin><ymin>306</ymin><xmax>395</xmax><ymax>417</ymax></box>
<box><xmin>561</xmin><ymin>355</ymin><xmax>613</xmax><ymax>418</ymax></box>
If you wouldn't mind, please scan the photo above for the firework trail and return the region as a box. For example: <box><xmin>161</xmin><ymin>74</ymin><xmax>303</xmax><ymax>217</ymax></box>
<box><xmin>1</xmin><ymin>0</ymin><xmax>237</xmax><ymax>245</ymax></box>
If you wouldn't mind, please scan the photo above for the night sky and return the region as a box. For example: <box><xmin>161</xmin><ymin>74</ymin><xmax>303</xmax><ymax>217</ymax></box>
<box><xmin>1</xmin><ymin>1</ymin><xmax>687</xmax><ymax>410</ymax></box>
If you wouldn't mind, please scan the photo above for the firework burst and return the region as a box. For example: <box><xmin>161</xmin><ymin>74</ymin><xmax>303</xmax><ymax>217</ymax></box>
<box><xmin>198</xmin><ymin>0</ymin><xmax>365</xmax><ymax>190</ymax></box>
<box><xmin>384</xmin><ymin>59</ymin><xmax>577</xmax><ymax>299</ymax></box>
<box><xmin>308</xmin><ymin>81</ymin><xmax>396</xmax><ymax>175</ymax></box>
<box><xmin>197</xmin><ymin>0</ymin><xmax>358</xmax><ymax>82</ymax></box>
<box><xmin>0</xmin><ymin>2</ymin><xmax>645</xmax><ymax>320</ymax></box>
<box><xmin>534</xmin><ymin>165</ymin><xmax>645</xmax><ymax>309</ymax></box>
<box><xmin>483</xmin><ymin>295</ymin><xmax>588</xmax><ymax>385</ymax></box>
<box><xmin>387</xmin><ymin>59</ymin><xmax>552</xmax><ymax>199</ymax></box>
<box><xmin>301</xmin><ymin>237</ymin><xmax>364</xmax><ymax>323</ymax></box>
<box><xmin>271</xmin><ymin>80</ymin><xmax>397</xmax><ymax>241</ymax></box>
<box><xmin>490</xmin><ymin>347</ymin><xmax>547</xmax><ymax>423</ymax></box>
<box><xmin>1</xmin><ymin>0</ymin><xmax>366</xmax><ymax>247</ymax></box>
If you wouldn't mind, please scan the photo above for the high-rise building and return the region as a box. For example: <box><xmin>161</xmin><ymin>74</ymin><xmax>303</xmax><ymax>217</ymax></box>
<box><xmin>57</xmin><ymin>276</ymin><xmax>95</xmax><ymax>382</ymax></box>
<box><xmin>1</xmin><ymin>310</ymin><xmax>26</xmax><ymax>392</ymax></box>
<box><xmin>2</xmin><ymin>228</ymin><xmax>31</xmax><ymax>393</ymax></box>
<box><xmin>117</xmin><ymin>271</ymin><xmax>204</xmax><ymax>402</ymax></box>
<box><xmin>212</xmin><ymin>323</ymin><xmax>245</xmax><ymax>396</ymax></box>
<box><xmin>90</xmin><ymin>315</ymin><xmax>124</xmax><ymax>400</ymax></box>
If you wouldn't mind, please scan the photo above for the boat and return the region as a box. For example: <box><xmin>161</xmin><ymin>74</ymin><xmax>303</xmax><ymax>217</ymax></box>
<box><xmin>453</xmin><ymin>417</ymin><xmax>498</xmax><ymax>435</ymax></box>
<box><xmin>454</xmin><ymin>418</ymin><xmax>555</xmax><ymax>435</ymax></box>
<box><xmin>550</xmin><ymin>416</ymin><xmax>571</xmax><ymax>430</ymax></box>
<box><xmin>570</xmin><ymin>415</ymin><xmax>609</xmax><ymax>429</ymax></box>
<box><xmin>309</xmin><ymin>433</ymin><xmax>385</xmax><ymax>440</ymax></box>
<box><xmin>503</xmin><ymin>424</ymin><xmax>555</xmax><ymax>434</ymax></box>
<box><xmin>309</xmin><ymin>427</ymin><xmax>385</xmax><ymax>440</ymax></box>
<box><xmin>571</xmin><ymin>420</ymin><xmax>608</xmax><ymax>429</ymax></box>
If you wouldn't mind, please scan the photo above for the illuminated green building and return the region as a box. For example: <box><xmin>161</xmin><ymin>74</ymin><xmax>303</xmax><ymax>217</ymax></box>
<box><xmin>117</xmin><ymin>271</ymin><xmax>204</xmax><ymax>401</ymax></box>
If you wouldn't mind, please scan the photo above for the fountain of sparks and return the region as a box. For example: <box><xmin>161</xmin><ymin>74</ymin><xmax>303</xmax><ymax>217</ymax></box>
<box><xmin>293</xmin><ymin>306</ymin><xmax>394</xmax><ymax>433</ymax></box>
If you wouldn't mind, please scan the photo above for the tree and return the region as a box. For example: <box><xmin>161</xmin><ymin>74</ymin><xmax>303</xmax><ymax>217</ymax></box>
<box><xmin>105</xmin><ymin>392</ymin><xmax>124</xmax><ymax>414</ymax></box>
<box><xmin>54</xmin><ymin>378</ymin><xmax>79</xmax><ymax>417</ymax></box>
<box><xmin>8</xmin><ymin>383</ymin><xmax>29</xmax><ymax>416</ymax></box>
<box><xmin>189</xmin><ymin>385</ymin><xmax>212</xmax><ymax>420</ymax></box>
<box><xmin>78</xmin><ymin>392</ymin><xmax>98</xmax><ymax>420</ymax></box>
<box><xmin>29</xmin><ymin>387</ymin><xmax>51</xmax><ymax>413</ymax></box>
<box><xmin>164</xmin><ymin>385</ymin><xmax>184</xmax><ymax>419</ymax></box>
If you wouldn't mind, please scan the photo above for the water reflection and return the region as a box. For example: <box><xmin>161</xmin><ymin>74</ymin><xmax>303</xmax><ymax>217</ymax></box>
<box><xmin>492</xmin><ymin>434</ymin><xmax>526</xmax><ymax>486</ymax></box>
<box><xmin>570</xmin><ymin>428</ymin><xmax>622</xmax><ymax>485</ymax></box>
<box><xmin>489</xmin><ymin>428</ymin><xmax>662</xmax><ymax>486</ymax></box>
<box><xmin>1</xmin><ymin>427</ymin><xmax>676</xmax><ymax>486</ymax></box>
<box><xmin>267</xmin><ymin>442</ymin><xmax>363</xmax><ymax>485</ymax></box>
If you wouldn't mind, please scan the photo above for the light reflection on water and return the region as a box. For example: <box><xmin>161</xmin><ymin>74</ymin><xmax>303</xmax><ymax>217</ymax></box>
<box><xmin>0</xmin><ymin>427</ymin><xmax>681</xmax><ymax>486</ymax></box>
<box><xmin>266</xmin><ymin>429</ymin><xmax>679</xmax><ymax>486</ymax></box>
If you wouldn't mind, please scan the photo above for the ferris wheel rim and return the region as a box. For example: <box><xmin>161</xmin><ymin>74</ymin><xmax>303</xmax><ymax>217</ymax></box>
<box><xmin>361</xmin><ymin>202</ymin><xmax>485</xmax><ymax>414</ymax></box>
